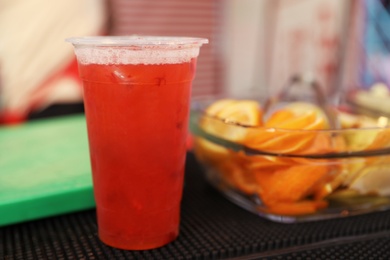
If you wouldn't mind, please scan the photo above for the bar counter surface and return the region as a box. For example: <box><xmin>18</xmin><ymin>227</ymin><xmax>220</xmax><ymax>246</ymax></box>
<box><xmin>2</xmin><ymin>152</ymin><xmax>390</xmax><ymax>259</ymax></box>
<box><xmin>2</xmin><ymin>115</ymin><xmax>390</xmax><ymax>259</ymax></box>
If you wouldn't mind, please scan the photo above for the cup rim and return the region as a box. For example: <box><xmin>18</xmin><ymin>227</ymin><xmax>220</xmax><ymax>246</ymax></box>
<box><xmin>65</xmin><ymin>35</ymin><xmax>209</xmax><ymax>47</ymax></box>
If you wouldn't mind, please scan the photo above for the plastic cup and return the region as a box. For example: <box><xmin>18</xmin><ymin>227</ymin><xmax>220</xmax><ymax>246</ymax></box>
<box><xmin>66</xmin><ymin>36</ymin><xmax>208</xmax><ymax>250</ymax></box>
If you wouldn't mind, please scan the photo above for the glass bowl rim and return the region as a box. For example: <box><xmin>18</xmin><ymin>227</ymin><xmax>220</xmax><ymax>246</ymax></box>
<box><xmin>190</xmin><ymin>108</ymin><xmax>390</xmax><ymax>160</ymax></box>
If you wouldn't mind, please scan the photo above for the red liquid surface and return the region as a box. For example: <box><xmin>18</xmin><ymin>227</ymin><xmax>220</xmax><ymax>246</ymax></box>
<box><xmin>79</xmin><ymin>59</ymin><xmax>197</xmax><ymax>250</ymax></box>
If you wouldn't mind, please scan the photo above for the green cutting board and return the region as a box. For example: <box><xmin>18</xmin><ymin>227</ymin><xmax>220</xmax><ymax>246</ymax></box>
<box><xmin>0</xmin><ymin>115</ymin><xmax>95</xmax><ymax>226</ymax></box>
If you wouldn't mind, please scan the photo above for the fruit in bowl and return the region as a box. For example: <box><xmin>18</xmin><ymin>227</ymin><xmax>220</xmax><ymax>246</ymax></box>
<box><xmin>190</xmin><ymin>98</ymin><xmax>390</xmax><ymax>222</ymax></box>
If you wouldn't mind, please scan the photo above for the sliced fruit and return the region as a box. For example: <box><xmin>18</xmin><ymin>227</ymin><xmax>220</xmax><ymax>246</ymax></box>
<box><xmin>353</xmin><ymin>83</ymin><xmax>390</xmax><ymax>116</ymax></box>
<box><xmin>366</xmin><ymin>128</ymin><xmax>390</xmax><ymax>151</ymax></box>
<box><xmin>193</xmin><ymin>137</ymin><xmax>229</xmax><ymax>166</ymax></box>
<box><xmin>200</xmin><ymin>99</ymin><xmax>263</xmax><ymax>143</ymax></box>
<box><xmin>313</xmin><ymin>166</ymin><xmax>344</xmax><ymax>199</ymax></box>
<box><xmin>216</xmin><ymin>100</ymin><xmax>263</xmax><ymax>126</ymax></box>
<box><xmin>340</xmin><ymin>112</ymin><xmax>390</xmax><ymax>152</ymax></box>
<box><xmin>245</xmin><ymin>155</ymin><xmax>295</xmax><ymax>172</ymax></box>
<box><xmin>271</xmin><ymin>102</ymin><xmax>330</xmax><ymax>129</ymax></box>
<box><xmin>246</xmin><ymin>129</ymin><xmax>315</xmax><ymax>154</ymax></box>
<box><xmin>254</xmin><ymin>164</ymin><xmax>330</xmax><ymax>206</ymax></box>
<box><xmin>204</xmin><ymin>99</ymin><xmax>237</xmax><ymax>116</ymax></box>
<box><xmin>337</xmin><ymin>111</ymin><xmax>365</xmax><ymax>129</ymax></box>
<box><xmin>246</xmin><ymin>102</ymin><xmax>332</xmax><ymax>154</ymax></box>
<box><xmin>216</xmin><ymin>158</ymin><xmax>258</xmax><ymax>195</ymax></box>
<box><xmin>194</xmin><ymin>98</ymin><xmax>390</xmax><ymax>217</ymax></box>
<box><xmin>195</xmin><ymin>99</ymin><xmax>263</xmax><ymax>166</ymax></box>
<box><xmin>204</xmin><ymin>99</ymin><xmax>262</xmax><ymax>126</ymax></box>
<box><xmin>266</xmin><ymin>110</ymin><xmax>322</xmax><ymax>130</ymax></box>
<box><xmin>265</xmin><ymin>200</ymin><xmax>328</xmax><ymax>216</ymax></box>
<box><xmin>194</xmin><ymin>99</ymin><xmax>263</xmax><ymax>169</ymax></box>
<box><xmin>350</xmin><ymin>163</ymin><xmax>390</xmax><ymax>196</ymax></box>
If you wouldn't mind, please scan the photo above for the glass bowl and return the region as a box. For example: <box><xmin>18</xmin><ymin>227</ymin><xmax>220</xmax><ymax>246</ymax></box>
<box><xmin>189</xmin><ymin>98</ymin><xmax>390</xmax><ymax>223</ymax></box>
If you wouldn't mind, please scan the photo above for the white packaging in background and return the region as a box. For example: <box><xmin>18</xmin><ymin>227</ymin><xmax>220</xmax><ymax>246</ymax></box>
<box><xmin>265</xmin><ymin>0</ymin><xmax>350</xmax><ymax>99</ymax></box>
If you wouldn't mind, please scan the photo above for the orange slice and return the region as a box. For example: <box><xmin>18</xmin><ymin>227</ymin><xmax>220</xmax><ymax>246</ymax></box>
<box><xmin>214</xmin><ymin>100</ymin><xmax>263</xmax><ymax>127</ymax></box>
<box><xmin>265</xmin><ymin>200</ymin><xmax>328</xmax><ymax>216</ymax></box>
<box><xmin>245</xmin><ymin>155</ymin><xmax>295</xmax><ymax>172</ymax></box>
<box><xmin>261</xmin><ymin>115</ymin><xmax>327</xmax><ymax>154</ymax></box>
<box><xmin>255</xmin><ymin>164</ymin><xmax>330</xmax><ymax>205</ymax></box>
<box><xmin>194</xmin><ymin>99</ymin><xmax>263</xmax><ymax>167</ymax></box>
<box><xmin>204</xmin><ymin>99</ymin><xmax>237</xmax><ymax>116</ymax></box>
<box><xmin>199</xmin><ymin>99</ymin><xmax>263</xmax><ymax>142</ymax></box>
<box><xmin>265</xmin><ymin>102</ymin><xmax>330</xmax><ymax>130</ymax></box>
<box><xmin>200</xmin><ymin>99</ymin><xmax>263</xmax><ymax>142</ymax></box>
<box><xmin>193</xmin><ymin>137</ymin><xmax>229</xmax><ymax>166</ymax></box>
<box><xmin>203</xmin><ymin>99</ymin><xmax>262</xmax><ymax>126</ymax></box>
<box><xmin>246</xmin><ymin>102</ymin><xmax>330</xmax><ymax>154</ymax></box>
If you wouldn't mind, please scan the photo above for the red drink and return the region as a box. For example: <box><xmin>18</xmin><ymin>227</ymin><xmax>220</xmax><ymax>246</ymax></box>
<box><xmin>68</xmin><ymin>36</ymin><xmax>207</xmax><ymax>250</ymax></box>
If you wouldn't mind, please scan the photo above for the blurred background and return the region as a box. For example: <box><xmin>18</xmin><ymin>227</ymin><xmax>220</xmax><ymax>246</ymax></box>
<box><xmin>0</xmin><ymin>0</ymin><xmax>389</xmax><ymax>125</ymax></box>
